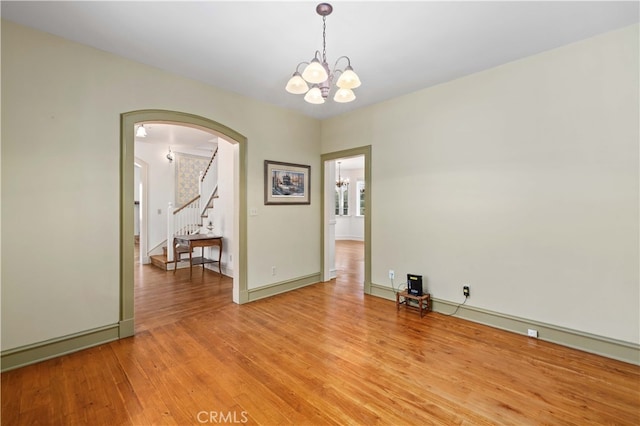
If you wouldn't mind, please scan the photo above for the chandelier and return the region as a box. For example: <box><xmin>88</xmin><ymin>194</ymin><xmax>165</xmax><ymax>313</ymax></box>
<box><xmin>285</xmin><ymin>3</ymin><xmax>361</xmax><ymax>104</ymax></box>
<box><xmin>336</xmin><ymin>162</ymin><xmax>349</xmax><ymax>189</ymax></box>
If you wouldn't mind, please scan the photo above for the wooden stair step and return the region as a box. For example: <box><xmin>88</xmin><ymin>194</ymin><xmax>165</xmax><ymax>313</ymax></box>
<box><xmin>150</xmin><ymin>254</ymin><xmax>171</xmax><ymax>271</ymax></box>
<box><xmin>162</xmin><ymin>245</ymin><xmax>191</xmax><ymax>255</ymax></box>
<box><xmin>151</xmin><ymin>253</ymin><xmax>195</xmax><ymax>272</ymax></box>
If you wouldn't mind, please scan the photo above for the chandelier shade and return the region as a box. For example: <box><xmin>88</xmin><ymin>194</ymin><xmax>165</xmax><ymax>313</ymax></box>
<box><xmin>285</xmin><ymin>3</ymin><xmax>361</xmax><ymax>105</ymax></box>
<box><xmin>302</xmin><ymin>58</ymin><xmax>329</xmax><ymax>84</ymax></box>
<box><xmin>336</xmin><ymin>66</ymin><xmax>362</xmax><ymax>89</ymax></box>
<box><xmin>304</xmin><ymin>86</ymin><xmax>325</xmax><ymax>104</ymax></box>
<box><xmin>285</xmin><ymin>72</ymin><xmax>309</xmax><ymax>94</ymax></box>
<box><xmin>334</xmin><ymin>88</ymin><xmax>355</xmax><ymax>103</ymax></box>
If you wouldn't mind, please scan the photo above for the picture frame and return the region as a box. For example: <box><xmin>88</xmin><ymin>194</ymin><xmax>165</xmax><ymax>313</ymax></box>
<box><xmin>264</xmin><ymin>160</ymin><xmax>311</xmax><ymax>205</ymax></box>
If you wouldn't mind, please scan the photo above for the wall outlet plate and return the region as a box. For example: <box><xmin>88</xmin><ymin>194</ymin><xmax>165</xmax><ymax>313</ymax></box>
<box><xmin>527</xmin><ymin>329</ymin><xmax>538</xmax><ymax>338</ymax></box>
<box><xmin>463</xmin><ymin>285</ymin><xmax>470</xmax><ymax>297</ymax></box>
<box><xmin>389</xmin><ymin>270</ymin><xmax>395</xmax><ymax>279</ymax></box>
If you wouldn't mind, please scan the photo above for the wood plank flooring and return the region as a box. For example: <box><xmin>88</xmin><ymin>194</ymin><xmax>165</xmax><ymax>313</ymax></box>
<box><xmin>2</xmin><ymin>240</ymin><xmax>639</xmax><ymax>425</ymax></box>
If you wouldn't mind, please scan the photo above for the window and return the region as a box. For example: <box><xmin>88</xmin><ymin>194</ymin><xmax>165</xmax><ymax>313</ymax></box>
<box><xmin>356</xmin><ymin>180</ymin><xmax>365</xmax><ymax>216</ymax></box>
<box><xmin>335</xmin><ymin>186</ymin><xmax>349</xmax><ymax>216</ymax></box>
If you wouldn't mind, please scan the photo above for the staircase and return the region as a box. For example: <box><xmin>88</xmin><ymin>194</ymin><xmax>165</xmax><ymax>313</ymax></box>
<box><xmin>150</xmin><ymin>147</ymin><xmax>220</xmax><ymax>271</ymax></box>
<box><xmin>150</xmin><ymin>245</ymin><xmax>192</xmax><ymax>270</ymax></box>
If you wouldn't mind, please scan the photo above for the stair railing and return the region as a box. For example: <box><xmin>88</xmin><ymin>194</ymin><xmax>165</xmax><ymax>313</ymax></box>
<box><xmin>201</xmin><ymin>185</ymin><xmax>218</xmax><ymax>217</ymax></box>
<box><xmin>166</xmin><ymin>147</ymin><xmax>219</xmax><ymax>263</ymax></box>
<box><xmin>201</xmin><ymin>147</ymin><xmax>218</xmax><ymax>182</ymax></box>
<box><xmin>166</xmin><ymin>195</ymin><xmax>200</xmax><ymax>262</ymax></box>
<box><xmin>199</xmin><ymin>148</ymin><xmax>219</xmax><ymax>218</ymax></box>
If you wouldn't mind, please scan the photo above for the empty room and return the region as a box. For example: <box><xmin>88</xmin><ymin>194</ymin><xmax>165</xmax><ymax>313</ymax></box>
<box><xmin>1</xmin><ymin>1</ymin><xmax>639</xmax><ymax>424</ymax></box>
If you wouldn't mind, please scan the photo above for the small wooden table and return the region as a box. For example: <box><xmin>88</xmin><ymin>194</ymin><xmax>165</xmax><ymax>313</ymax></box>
<box><xmin>396</xmin><ymin>291</ymin><xmax>431</xmax><ymax>318</ymax></box>
<box><xmin>173</xmin><ymin>234</ymin><xmax>223</xmax><ymax>278</ymax></box>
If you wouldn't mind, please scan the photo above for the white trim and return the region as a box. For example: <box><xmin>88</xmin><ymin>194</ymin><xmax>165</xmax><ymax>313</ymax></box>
<box><xmin>335</xmin><ymin>236</ymin><xmax>364</xmax><ymax>241</ymax></box>
<box><xmin>134</xmin><ymin>157</ymin><xmax>150</xmax><ymax>264</ymax></box>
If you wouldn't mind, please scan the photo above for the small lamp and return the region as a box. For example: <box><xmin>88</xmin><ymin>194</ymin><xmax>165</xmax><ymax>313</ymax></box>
<box><xmin>136</xmin><ymin>124</ymin><xmax>147</xmax><ymax>138</ymax></box>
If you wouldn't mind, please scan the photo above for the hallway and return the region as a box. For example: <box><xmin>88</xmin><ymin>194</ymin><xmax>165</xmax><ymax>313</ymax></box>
<box><xmin>134</xmin><ymin>258</ymin><xmax>231</xmax><ymax>333</ymax></box>
<box><xmin>334</xmin><ymin>239</ymin><xmax>365</xmax><ymax>287</ymax></box>
<box><xmin>134</xmin><ymin>240</ymin><xmax>363</xmax><ymax>332</ymax></box>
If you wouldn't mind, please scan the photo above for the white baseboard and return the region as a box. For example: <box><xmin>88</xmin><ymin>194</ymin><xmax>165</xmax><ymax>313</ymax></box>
<box><xmin>335</xmin><ymin>236</ymin><xmax>364</xmax><ymax>241</ymax></box>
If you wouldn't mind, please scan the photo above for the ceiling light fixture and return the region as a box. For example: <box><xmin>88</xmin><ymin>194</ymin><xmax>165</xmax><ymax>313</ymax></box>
<box><xmin>336</xmin><ymin>161</ymin><xmax>349</xmax><ymax>189</ymax></box>
<box><xmin>136</xmin><ymin>124</ymin><xmax>147</xmax><ymax>138</ymax></box>
<box><xmin>285</xmin><ymin>3</ymin><xmax>361</xmax><ymax>105</ymax></box>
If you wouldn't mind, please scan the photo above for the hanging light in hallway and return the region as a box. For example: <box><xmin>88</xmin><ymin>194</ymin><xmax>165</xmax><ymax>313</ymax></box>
<box><xmin>336</xmin><ymin>161</ymin><xmax>349</xmax><ymax>189</ymax></box>
<box><xmin>136</xmin><ymin>124</ymin><xmax>147</xmax><ymax>138</ymax></box>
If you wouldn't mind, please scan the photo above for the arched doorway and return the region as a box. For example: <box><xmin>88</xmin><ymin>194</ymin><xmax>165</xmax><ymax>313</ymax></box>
<box><xmin>119</xmin><ymin>110</ymin><xmax>249</xmax><ymax>338</ymax></box>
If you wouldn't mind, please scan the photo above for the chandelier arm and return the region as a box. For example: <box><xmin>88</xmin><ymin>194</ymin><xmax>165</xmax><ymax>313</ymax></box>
<box><xmin>332</xmin><ymin>55</ymin><xmax>352</xmax><ymax>72</ymax></box>
<box><xmin>294</xmin><ymin>61</ymin><xmax>310</xmax><ymax>73</ymax></box>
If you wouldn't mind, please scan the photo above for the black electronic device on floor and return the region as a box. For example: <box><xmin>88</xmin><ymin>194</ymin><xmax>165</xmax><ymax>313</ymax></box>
<box><xmin>407</xmin><ymin>274</ymin><xmax>423</xmax><ymax>296</ymax></box>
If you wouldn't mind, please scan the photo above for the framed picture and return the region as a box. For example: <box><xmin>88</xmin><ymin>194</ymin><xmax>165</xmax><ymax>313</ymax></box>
<box><xmin>264</xmin><ymin>160</ymin><xmax>311</xmax><ymax>205</ymax></box>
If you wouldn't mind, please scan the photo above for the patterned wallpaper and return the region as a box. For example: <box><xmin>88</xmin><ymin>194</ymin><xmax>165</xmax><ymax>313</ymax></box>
<box><xmin>175</xmin><ymin>153</ymin><xmax>209</xmax><ymax>206</ymax></box>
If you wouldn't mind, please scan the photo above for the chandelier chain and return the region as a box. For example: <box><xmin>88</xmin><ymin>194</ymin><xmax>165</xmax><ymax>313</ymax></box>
<box><xmin>322</xmin><ymin>16</ymin><xmax>327</xmax><ymax>64</ymax></box>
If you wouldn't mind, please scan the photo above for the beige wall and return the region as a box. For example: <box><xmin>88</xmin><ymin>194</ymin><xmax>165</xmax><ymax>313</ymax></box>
<box><xmin>2</xmin><ymin>19</ymin><xmax>638</xmax><ymax>354</ymax></box>
<box><xmin>322</xmin><ymin>25</ymin><xmax>639</xmax><ymax>344</ymax></box>
<box><xmin>1</xmin><ymin>21</ymin><xmax>321</xmax><ymax>350</ymax></box>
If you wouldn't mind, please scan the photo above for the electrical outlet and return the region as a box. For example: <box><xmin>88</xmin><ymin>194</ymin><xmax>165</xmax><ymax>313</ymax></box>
<box><xmin>463</xmin><ymin>285</ymin><xmax>470</xmax><ymax>297</ymax></box>
<box><xmin>389</xmin><ymin>270</ymin><xmax>395</xmax><ymax>279</ymax></box>
<box><xmin>527</xmin><ymin>328</ymin><xmax>538</xmax><ymax>338</ymax></box>
<box><xmin>271</xmin><ymin>266</ymin><xmax>276</xmax><ymax>276</ymax></box>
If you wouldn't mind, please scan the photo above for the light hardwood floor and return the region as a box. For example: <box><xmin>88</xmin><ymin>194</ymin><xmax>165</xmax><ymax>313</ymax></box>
<box><xmin>2</xmin><ymin>240</ymin><xmax>639</xmax><ymax>425</ymax></box>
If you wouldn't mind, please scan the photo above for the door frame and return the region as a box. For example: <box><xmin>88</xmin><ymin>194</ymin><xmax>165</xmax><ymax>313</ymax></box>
<box><xmin>133</xmin><ymin>158</ymin><xmax>149</xmax><ymax>264</ymax></box>
<box><xmin>321</xmin><ymin>146</ymin><xmax>372</xmax><ymax>294</ymax></box>
<box><xmin>120</xmin><ymin>110</ymin><xmax>249</xmax><ymax>338</ymax></box>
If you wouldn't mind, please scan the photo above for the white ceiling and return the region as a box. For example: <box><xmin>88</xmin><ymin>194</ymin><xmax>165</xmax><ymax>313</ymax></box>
<box><xmin>135</xmin><ymin>123</ymin><xmax>218</xmax><ymax>152</ymax></box>
<box><xmin>336</xmin><ymin>156</ymin><xmax>364</xmax><ymax>171</ymax></box>
<box><xmin>135</xmin><ymin>122</ymin><xmax>364</xmax><ymax>172</ymax></box>
<box><xmin>2</xmin><ymin>1</ymin><xmax>638</xmax><ymax>121</ymax></box>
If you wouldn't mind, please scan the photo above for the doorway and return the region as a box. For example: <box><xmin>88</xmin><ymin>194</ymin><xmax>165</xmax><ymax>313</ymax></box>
<box><xmin>120</xmin><ymin>110</ymin><xmax>249</xmax><ymax>339</ymax></box>
<box><xmin>133</xmin><ymin>123</ymin><xmax>220</xmax><ymax>266</ymax></box>
<box><xmin>333</xmin><ymin>156</ymin><xmax>365</xmax><ymax>287</ymax></box>
<box><xmin>321</xmin><ymin>146</ymin><xmax>371</xmax><ymax>294</ymax></box>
